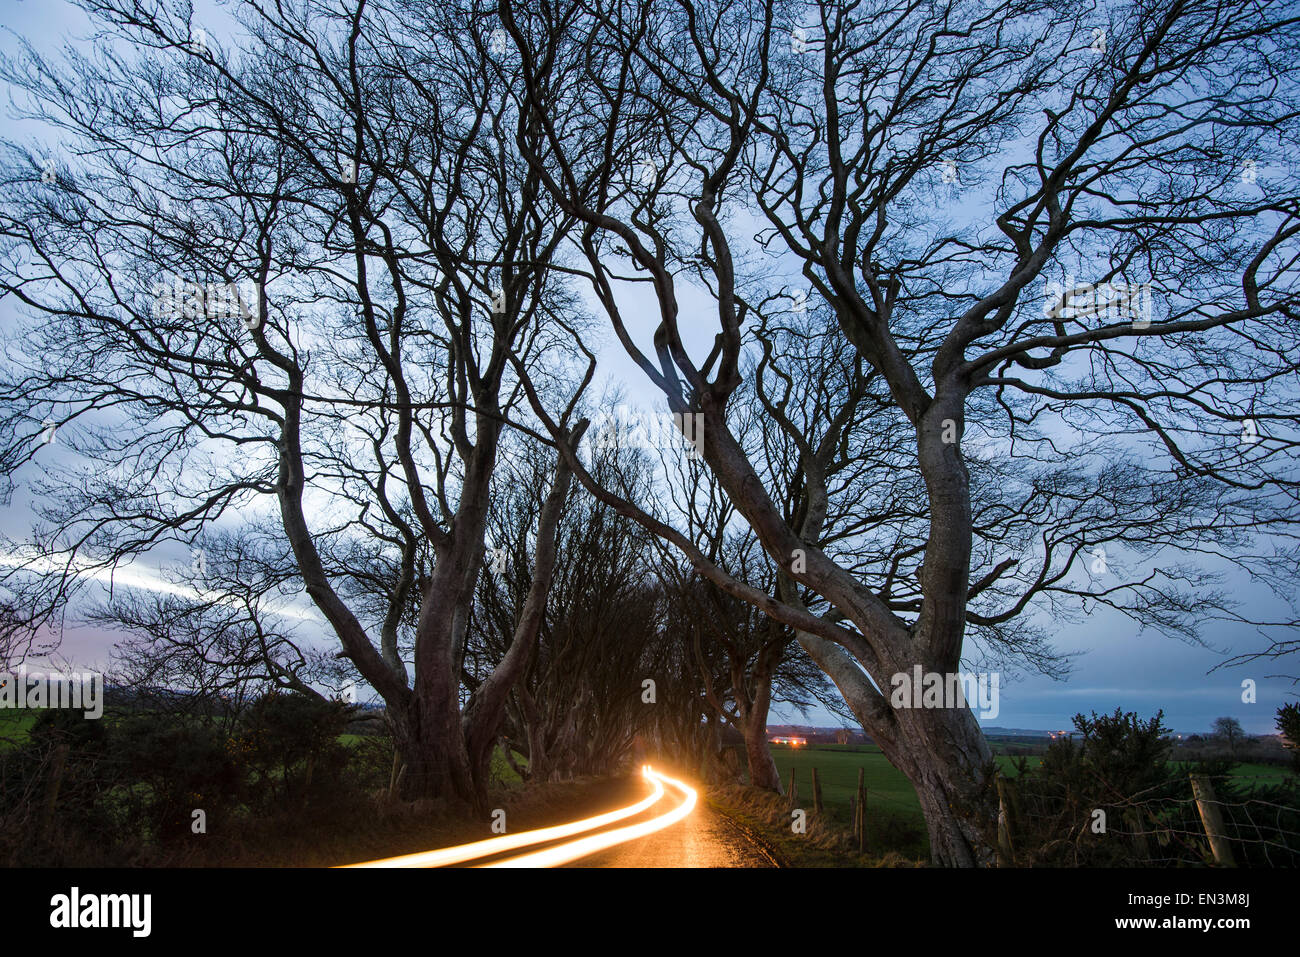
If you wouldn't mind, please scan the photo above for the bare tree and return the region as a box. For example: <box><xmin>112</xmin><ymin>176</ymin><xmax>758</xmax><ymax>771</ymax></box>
<box><xmin>0</xmin><ymin>0</ymin><xmax>590</xmax><ymax>808</ymax></box>
<box><xmin>657</xmin><ymin>446</ymin><xmax>852</xmax><ymax>791</ymax></box>
<box><xmin>472</xmin><ymin>434</ymin><xmax>662</xmax><ymax>779</ymax></box>
<box><xmin>502</xmin><ymin>0</ymin><xmax>1300</xmax><ymax>863</ymax></box>
<box><xmin>1212</xmin><ymin>715</ymin><xmax>1244</xmax><ymax>756</ymax></box>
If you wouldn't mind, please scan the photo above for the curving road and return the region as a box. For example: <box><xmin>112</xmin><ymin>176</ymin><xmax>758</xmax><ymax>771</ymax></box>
<box><xmin>340</xmin><ymin>766</ymin><xmax>775</xmax><ymax>868</ymax></box>
<box><xmin>569</xmin><ymin>801</ymin><xmax>775</xmax><ymax>868</ymax></box>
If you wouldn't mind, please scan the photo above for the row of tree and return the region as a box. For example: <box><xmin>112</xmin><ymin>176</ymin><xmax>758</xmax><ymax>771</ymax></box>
<box><xmin>2</xmin><ymin>0</ymin><xmax>1298</xmax><ymax>865</ymax></box>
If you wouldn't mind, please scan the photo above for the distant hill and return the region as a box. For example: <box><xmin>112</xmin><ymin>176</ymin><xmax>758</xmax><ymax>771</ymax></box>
<box><xmin>767</xmin><ymin>723</ymin><xmax>1215</xmax><ymax>741</ymax></box>
<box><xmin>982</xmin><ymin>726</ymin><xmax>1062</xmax><ymax>738</ymax></box>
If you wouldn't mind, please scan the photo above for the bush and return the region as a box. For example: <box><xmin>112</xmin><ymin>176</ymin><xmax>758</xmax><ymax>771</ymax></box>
<box><xmin>110</xmin><ymin>714</ymin><xmax>243</xmax><ymax>843</ymax></box>
<box><xmin>1002</xmin><ymin>709</ymin><xmax>1300</xmax><ymax>867</ymax></box>
<box><xmin>0</xmin><ymin>693</ymin><xmax>393</xmax><ymax>865</ymax></box>
<box><xmin>234</xmin><ymin>691</ymin><xmax>350</xmax><ymax>812</ymax></box>
<box><xmin>1278</xmin><ymin>703</ymin><xmax>1300</xmax><ymax>774</ymax></box>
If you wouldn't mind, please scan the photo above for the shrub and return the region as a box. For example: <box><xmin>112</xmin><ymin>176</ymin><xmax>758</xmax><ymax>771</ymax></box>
<box><xmin>234</xmin><ymin>691</ymin><xmax>351</xmax><ymax>812</ymax></box>
<box><xmin>1002</xmin><ymin>709</ymin><xmax>1300</xmax><ymax>866</ymax></box>
<box><xmin>110</xmin><ymin>714</ymin><xmax>242</xmax><ymax>843</ymax></box>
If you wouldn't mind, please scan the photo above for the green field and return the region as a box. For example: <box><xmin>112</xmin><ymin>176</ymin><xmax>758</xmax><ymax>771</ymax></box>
<box><xmin>1176</xmin><ymin>761</ymin><xmax>1293</xmax><ymax>782</ymax></box>
<box><xmin>0</xmin><ymin>709</ymin><xmax>39</xmax><ymax>748</ymax></box>
<box><xmin>490</xmin><ymin>746</ymin><xmax>527</xmax><ymax>785</ymax></box>
<box><xmin>769</xmin><ymin>744</ymin><xmax>1296</xmax><ymax>833</ymax></box>
<box><xmin>769</xmin><ymin>744</ymin><xmax>925</xmax><ymax>826</ymax></box>
<box><xmin>770</xmin><ymin>743</ymin><xmax>1034</xmax><ymax>824</ymax></box>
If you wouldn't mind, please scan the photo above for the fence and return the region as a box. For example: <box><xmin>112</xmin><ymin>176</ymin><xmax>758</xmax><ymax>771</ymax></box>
<box><xmin>780</xmin><ymin>759</ymin><xmax>930</xmax><ymax>857</ymax></box>
<box><xmin>996</xmin><ymin>770</ymin><xmax>1300</xmax><ymax>867</ymax></box>
<box><xmin>778</xmin><ymin>755</ymin><xmax>1300</xmax><ymax>866</ymax></box>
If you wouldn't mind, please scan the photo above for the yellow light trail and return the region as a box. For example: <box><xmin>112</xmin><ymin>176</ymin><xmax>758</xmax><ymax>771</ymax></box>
<box><xmin>338</xmin><ymin>766</ymin><xmax>679</xmax><ymax>868</ymax></box>
<box><xmin>480</xmin><ymin>768</ymin><xmax>697</xmax><ymax>868</ymax></box>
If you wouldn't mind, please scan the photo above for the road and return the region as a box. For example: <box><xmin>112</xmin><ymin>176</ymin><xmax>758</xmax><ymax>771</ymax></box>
<box><xmin>570</xmin><ymin>801</ymin><xmax>776</xmax><ymax>868</ymax></box>
<box><xmin>341</xmin><ymin>767</ymin><xmax>777</xmax><ymax>868</ymax></box>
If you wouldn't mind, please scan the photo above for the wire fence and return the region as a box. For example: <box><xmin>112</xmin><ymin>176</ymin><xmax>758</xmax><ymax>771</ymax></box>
<box><xmin>1001</xmin><ymin>770</ymin><xmax>1300</xmax><ymax>867</ymax></box>
<box><xmin>775</xmin><ymin>749</ymin><xmax>1300</xmax><ymax>867</ymax></box>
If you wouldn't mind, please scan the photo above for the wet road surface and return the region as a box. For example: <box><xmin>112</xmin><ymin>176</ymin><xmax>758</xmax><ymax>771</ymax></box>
<box><xmin>341</xmin><ymin>770</ymin><xmax>777</xmax><ymax>868</ymax></box>
<box><xmin>569</xmin><ymin>800</ymin><xmax>776</xmax><ymax>868</ymax></box>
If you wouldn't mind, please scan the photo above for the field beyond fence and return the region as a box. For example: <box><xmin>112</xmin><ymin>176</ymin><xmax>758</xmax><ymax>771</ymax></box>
<box><xmin>762</xmin><ymin>742</ymin><xmax>1298</xmax><ymax>865</ymax></box>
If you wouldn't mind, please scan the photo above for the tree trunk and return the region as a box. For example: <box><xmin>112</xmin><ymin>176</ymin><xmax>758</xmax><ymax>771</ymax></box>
<box><xmin>462</xmin><ymin>425</ymin><xmax>585</xmax><ymax>809</ymax></box>
<box><xmin>880</xmin><ymin>703</ymin><xmax>996</xmax><ymax>867</ymax></box>
<box><xmin>679</xmin><ymin>401</ymin><xmax>1000</xmax><ymax>864</ymax></box>
<box><xmin>399</xmin><ymin>549</ymin><xmax>480</xmax><ymax>805</ymax></box>
<box><xmin>518</xmin><ymin>686</ymin><xmax>553</xmax><ymax>781</ymax></box>
<box><xmin>394</xmin><ymin>690</ymin><xmax>475</xmax><ymax>806</ymax></box>
<box><xmin>741</xmin><ymin>670</ymin><xmax>781</xmax><ymax>792</ymax></box>
<box><xmin>792</xmin><ymin>627</ymin><xmax>996</xmax><ymax>866</ymax></box>
<box><xmin>743</xmin><ymin>718</ymin><xmax>782</xmax><ymax>792</ymax></box>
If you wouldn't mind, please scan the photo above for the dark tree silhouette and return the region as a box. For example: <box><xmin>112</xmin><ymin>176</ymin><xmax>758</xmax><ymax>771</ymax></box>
<box><xmin>0</xmin><ymin>0</ymin><xmax>590</xmax><ymax>808</ymax></box>
<box><xmin>469</xmin><ymin>429</ymin><xmax>660</xmax><ymax>780</ymax></box>
<box><xmin>1212</xmin><ymin>715</ymin><xmax>1244</xmax><ymax>755</ymax></box>
<box><xmin>1</xmin><ymin>0</ymin><xmax>1298</xmax><ymax>867</ymax></box>
<box><xmin>501</xmin><ymin>0</ymin><xmax>1300</xmax><ymax>863</ymax></box>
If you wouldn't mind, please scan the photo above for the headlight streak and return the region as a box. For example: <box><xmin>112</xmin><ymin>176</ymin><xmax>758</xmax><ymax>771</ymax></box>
<box><xmin>337</xmin><ymin>766</ymin><xmax>675</xmax><ymax>868</ymax></box>
<box><xmin>479</xmin><ymin>768</ymin><xmax>697</xmax><ymax>868</ymax></box>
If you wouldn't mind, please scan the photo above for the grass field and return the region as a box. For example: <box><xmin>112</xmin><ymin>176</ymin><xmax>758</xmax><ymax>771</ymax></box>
<box><xmin>1176</xmin><ymin>761</ymin><xmax>1294</xmax><ymax>782</ymax></box>
<box><xmin>768</xmin><ymin>744</ymin><xmax>1296</xmax><ymax>830</ymax></box>
<box><xmin>770</xmin><ymin>744</ymin><xmax>1034</xmax><ymax>821</ymax></box>
<box><xmin>0</xmin><ymin>709</ymin><xmax>39</xmax><ymax>748</ymax></box>
<box><xmin>490</xmin><ymin>746</ymin><xmax>527</xmax><ymax>785</ymax></box>
<box><xmin>767</xmin><ymin>744</ymin><xmax>928</xmax><ymax>825</ymax></box>
<box><xmin>764</xmin><ymin>744</ymin><xmax>929</xmax><ymax>859</ymax></box>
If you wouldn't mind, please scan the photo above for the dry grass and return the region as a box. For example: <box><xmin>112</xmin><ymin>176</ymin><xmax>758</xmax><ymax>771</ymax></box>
<box><xmin>709</xmin><ymin>784</ymin><xmax>926</xmax><ymax>868</ymax></box>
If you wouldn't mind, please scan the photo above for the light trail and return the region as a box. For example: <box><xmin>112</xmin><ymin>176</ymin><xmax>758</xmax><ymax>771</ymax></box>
<box><xmin>480</xmin><ymin>768</ymin><xmax>697</xmax><ymax>868</ymax></box>
<box><xmin>338</xmin><ymin>766</ymin><xmax>674</xmax><ymax>868</ymax></box>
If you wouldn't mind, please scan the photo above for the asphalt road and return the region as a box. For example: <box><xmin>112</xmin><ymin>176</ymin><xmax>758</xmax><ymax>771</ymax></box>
<box><xmin>343</xmin><ymin>769</ymin><xmax>776</xmax><ymax>868</ymax></box>
<box><xmin>569</xmin><ymin>801</ymin><xmax>776</xmax><ymax>868</ymax></box>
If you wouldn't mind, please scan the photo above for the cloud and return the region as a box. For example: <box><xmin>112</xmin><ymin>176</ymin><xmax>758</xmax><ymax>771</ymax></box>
<box><xmin>0</xmin><ymin>549</ymin><xmax>320</xmax><ymax>622</ymax></box>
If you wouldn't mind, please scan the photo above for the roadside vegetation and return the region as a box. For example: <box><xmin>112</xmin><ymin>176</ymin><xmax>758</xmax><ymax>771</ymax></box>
<box><xmin>712</xmin><ymin>709</ymin><xmax>1300</xmax><ymax>866</ymax></box>
<box><xmin>0</xmin><ymin>694</ymin><xmax>630</xmax><ymax>867</ymax></box>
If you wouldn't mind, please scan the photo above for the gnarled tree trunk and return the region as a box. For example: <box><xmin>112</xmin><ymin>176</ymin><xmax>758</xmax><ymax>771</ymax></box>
<box><xmin>462</xmin><ymin>427</ymin><xmax>583</xmax><ymax>808</ymax></box>
<box><xmin>742</xmin><ymin>716</ymin><xmax>782</xmax><ymax>792</ymax></box>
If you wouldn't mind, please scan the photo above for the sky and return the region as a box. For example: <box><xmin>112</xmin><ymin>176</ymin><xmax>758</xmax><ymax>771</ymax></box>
<box><xmin>1</xmin><ymin>0</ymin><xmax>1296</xmax><ymax>737</ymax></box>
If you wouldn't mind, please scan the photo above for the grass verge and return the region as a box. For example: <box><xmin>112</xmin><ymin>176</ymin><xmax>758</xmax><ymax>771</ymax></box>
<box><xmin>708</xmin><ymin>783</ymin><xmax>926</xmax><ymax>867</ymax></box>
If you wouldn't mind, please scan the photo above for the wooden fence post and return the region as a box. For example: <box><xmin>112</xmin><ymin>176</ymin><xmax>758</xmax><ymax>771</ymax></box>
<box><xmin>1190</xmin><ymin>774</ymin><xmax>1237</xmax><ymax>867</ymax></box>
<box><xmin>811</xmin><ymin>767</ymin><xmax>824</xmax><ymax>814</ymax></box>
<box><xmin>857</xmin><ymin>767</ymin><xmax>867</xmax><ymax>854</ymax></box>
<box><xmin>787</xmin><ymin>768</ymin><xmax>798</xmax><ymax>809</ymax></box>
<box><xmin>388</xmin><ymin>750</ymin><xmax>404</xmax><ymax>799</ymax></box>
<box><xmin>996</xmin><ymin>776</ymin><xmax>1016</xmax><ymax>867</ymax></box>
<box><xmin>1125</xmin><ymin>809</ymin><xmax>1151</xmax><ymax>862</ymax></box>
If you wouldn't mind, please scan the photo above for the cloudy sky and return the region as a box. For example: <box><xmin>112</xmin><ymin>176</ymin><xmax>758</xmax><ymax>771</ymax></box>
<box><xmin>2</xmin><ymin>0</ymin><xmax>1295</xmax><ymax>737</ymax></box>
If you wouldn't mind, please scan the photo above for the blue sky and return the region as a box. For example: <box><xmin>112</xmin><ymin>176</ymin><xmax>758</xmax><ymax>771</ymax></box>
<box><xmin>2</xmin><ymin>0</ymin><xmax>1295</xmax><ymax>737</ymax></box>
